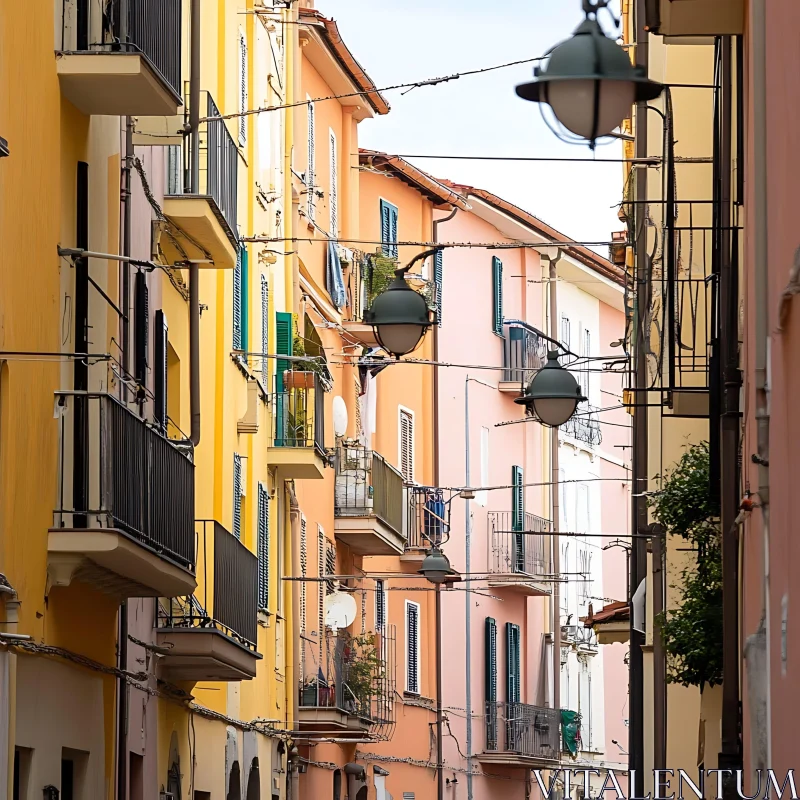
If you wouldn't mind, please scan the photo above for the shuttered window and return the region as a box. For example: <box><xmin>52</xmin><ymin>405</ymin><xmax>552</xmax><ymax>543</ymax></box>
<box><xmin>300</xmin><ymin>516</ymin><xmax>307</xmax><ymax>633</ymax></box>
<box><xmin>257</xmin><ymin>482</ymin><xmax>270</xmax><ymax>610</ymax></box>
<box><xmin>238</xmin><ymin>31</ymin><xmax>247</xmax><ymax>145</ymax></box>
<box><xmin>512</xmin><ymin>466</ymin><xmax>525</xmax><ymax>572</ymax></box>
<box><xmin>307</xmin><ymin>101</ymin><xmax>316</xmax><ymax>221</ymax></box>
<box><xmin>154</xmin><ymin>310</ymin><xmax>168</xmax><ymax>430</ymax></box>
<box><xmin>399</xmin><ymin>407</ymin><xmax>414</xmax><ymax>483</ymax></box>
<box><xmin>135</xmin><ymin>271</ymin><xmax>149</xmax><ymax>385</ymax></box>
<box><xmin>233</xmin><ymin>454</ymin><xmax>243</xmax><ymax>540</ymax></box>
<box><xmin>380</xmin><ymin>199</ymin><xmax>399</xmax><ymax>259</ymax></box>
<box><xmin>317</xmin><ymin>526</ymin><xmax>325</xmax><ymax>652</ymax></box>
<box><xmin>434</xmin><ymin>248</ymin><xmax>443</xmax><ymax>326</ymax></box>
<box><xmin>405</xmin><ymin>600</ymin><xmax>421</xmax><ymax>694</ymax></box>
<box><xmin>275</xmin><ymin>311</ymin><xmax>292</xmax><ymax>392</ymax></box>
<box><xmin>485</xmin><ymin>617</ymin><xmax>497</xmax><ymax>701</ymax></box>
<box><xmin>492</xmin><ymin>256</ymin><xmax>503</xmax><ymax>335</ymax></box>
<box><xmin>376</xmin><ymin>579</ymin><xmax>386</xmax><ymax>631</ymax></box>
<box><xmin>233</xmin><ymin>246</ymin><xmax>243</xmax><ymax>351</ymax></box>
<box><xmin>261</xmin><ymin>274</ymin><xmax>269</xmax><ymax>381</ymax></box>
<box><xmin>582</xmin><ymin>328</ymin><xmax>591</xmax><ymax>400</ymax></box>
<box><xmin>325</xmin><ymin>540</ymin><xmax>336</xmax><ymax>595</ymax></box>
<box><xmin>506</xmin><ymin>622</ymin><xmax>521</xmax><ymax>703</ymax></box>
<box><xmin>329</xmin><ymin>130</ymin><xmax>338</xmax><ymax>237</ymax></box>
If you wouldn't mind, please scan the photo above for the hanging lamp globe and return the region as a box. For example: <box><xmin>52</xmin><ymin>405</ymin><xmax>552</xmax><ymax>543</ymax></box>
<box><xmin>363</xmin><ymin>267</ymin><xmax>437</xmax><ymax>359</ymax></box>
<box><xmin>515</xmin><ymin>13</ymin><xmax>663</xmax><ymax>146</ymax></box>
<box><xmin>515</xmin><ymin>350</ymin><xmax>587</xmax><ymax>427</ymax></box>
<box><xmin>418</xmin><ymin>546</ymin><xmax>457</xmax><ymax>585</ymax></box>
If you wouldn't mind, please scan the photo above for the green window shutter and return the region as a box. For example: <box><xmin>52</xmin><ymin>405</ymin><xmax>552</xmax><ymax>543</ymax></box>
<box><xmin>380</xmin><ymin>199</ymin><xmax>399</xmax><ymax>259</ymax></box>
<box><xmin>512</xmin><ymin>466</ymin><xmax>525</xmax><ymax>572</ymax></box>
<box><xmin>506</xmin><ymin>622</ymin><xmax>521</xmax><ymax>703</ymax></box>
<box><xmin>434</xmin><ymin>248</ymin><xmax>443</xmax><ymax>327</ymax></box>
<box><xmin>257</xmin><ymin>483</ymin><xmax>270</xmax><ymax>610</ymax></box>
<box><xmin>492</xmin><ymin>256</ymin><xmax>503</xmax><ymax>335</ymax></box>
<box><xmin>275</xmin><ymin>312</ymin><xmax>292</xmax><ymax>392</ymax></box>
<box><xmin>485</xmin><ymin>617</ymin><xmax>497</xmax><ymax>702</ymax></box>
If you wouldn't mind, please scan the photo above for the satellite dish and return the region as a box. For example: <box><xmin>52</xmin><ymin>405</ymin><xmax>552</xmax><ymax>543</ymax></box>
<box><xmin>325</xmin><ymin>591</ymin><xmax>357</xmax><ymax>632</ymax></box>
<box><xmin>332</xmin><ymin>396</ymin><xmax>348</xmax><ymax>438</ymax></box>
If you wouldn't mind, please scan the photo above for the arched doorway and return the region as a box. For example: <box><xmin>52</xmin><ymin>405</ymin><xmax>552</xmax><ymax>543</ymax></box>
<box><xmin>245</xmin><ymin>759</ymin><xmax>260</xmax><ymax>800</ymax></box>
<box><xmin>167</xmin><ymin>732</ymin><xmax>181</xmax><ymax>799</ymax></box>
<box><xmin>227</xmin><ymin>761</ymin><xmax>241</xmax><ymax>800</ymax></box>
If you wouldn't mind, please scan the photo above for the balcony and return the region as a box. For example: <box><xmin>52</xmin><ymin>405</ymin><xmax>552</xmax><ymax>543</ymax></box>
<box><xmin>646</xmin><ymin>0</ymin><xmax>744</xmax><ymax>37</ymax></box>
<box><xmin>56</xmin><ymin>0</ymin><xmax>182</xmax><ymax>116</ymax></box>
<box><xmin>500</xmin><ymin>321</ymin><xmax>548</xmax><ymax>394</ymax></box>
<box><xmin>401</xmin><ymin>486</ymin><xmax>454</xmax><ymax>564</ymax></box>
<box><xmin>156</xmin><ymin>521</ymin><xmax>261</xmax><ymax>682</ymax></box>
<box><xmin>267</xmin><ymin>372</ymin><xmax>327</xmax><ymax>480</ymax></box>
<box><xmin>479</xmin><ymin>702</ymin><xmax>560</xmax><ymax>768</ymax></box>
<box><xmin>561</xmin><ymin>405</ymin><xmax>602</xmax><ymax>448</ymax></box>
<box><xmin>161</xmin><ymin>92</ymin><xmax>238</xmax><ymax>270</ymax></box>
<box><xmin>48</xmin><ymin>392</ymin><xmax>196</xmax><ymax>598</ymax></box>
<box><xmin>334</xmin><ymin>447</ymin><xmax>405</xmax><ymax>555</ymax></box>
<box><xmin>298</xmin><ymin>628</ymin><xmax>396</xmax><ymax>738</ymax></box>
<box><xmin>487</xmin><ymin>512</ymin><xmax>552</xmax><ymax>595</ymax></box>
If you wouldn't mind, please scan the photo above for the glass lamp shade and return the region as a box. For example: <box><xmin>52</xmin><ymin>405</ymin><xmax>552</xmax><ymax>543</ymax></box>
<box><xmin>532</xmin><ymin>395</ymin><xmax>581</xmax><ymax>428</ymax></box>
<box><xmin>374</xmin><ymin>323</ymin><xmax>427</xmax><ymax>358</ymax></box>
<box><xmin>515</xmin><ymin>350</ymin><xmax>587</xmax><ymax>427</ymax></box>
<box><xmin>546</xmin><ymin>78</ymin><xmax>636</xmax><ymax>139</ymax></box>
<box><xmin>418</xmin><ymin>547</ymin><xmax>454</xmax><ymax>585</ymax></box>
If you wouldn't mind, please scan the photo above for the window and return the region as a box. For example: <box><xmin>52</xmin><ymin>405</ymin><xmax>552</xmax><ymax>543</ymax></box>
<box><xmin>317</xmin><ymin>525</ymin><xmax>326</xmax><ymax>641</ymax></box>
<box><xmin>485</xmin><ymin>617</ymin><xmax>498</xmax><ymax>748</ymax></box>
<box><xmin>506</xmin><ymin>622</ymin><xmax>521</xmax><ymax>703</ymax></box>
<box><xmin>561</xmin><ymin>315</ymin><xmax>571</xmax><ymax>350</ymax></box>
<box><xmin>434</xmin><ymin>248</ymin><xmax>443</xmax><ymax>326</ymax></box>
<box><xmin>476</xmin><ymin>427</ymin><xmax>489</xmax><ymax>506</ymax></box>
<box><xmin>405</xmin><ymin>600</ymin><xmax>421</xmax><ymax>694</ymax></box>
<box><xmin>275</xmin><ymin>311</ymin><xmax>292</xmax><ymax>391</ymax></box>
<box><xmin>582</xmin><ymin>328</ymin><xmax>591</xmax><ymax>400</ymax></box>
<box><xmin>233</xmin><ymin>245</ymin><xmax>248</xmax><ymax>352</ymax></box>
<box><xmin>511</xmin><ymin>466</ymin><xmax>524</xmax><ymax>530</ymax></box>
<box><xmin>300</xmin><ymin>515</ymin><xmax>307</xmax><ymax>633</ymax></box>
<box><xmin>257</xmin><ymin>483</ymin><xmax>270</xmax><ymax>610</ymax></box>
<box><xmin>376</xmin><ymin>579</ymin><xmax>387</xmax><ymax>630</ymax></box>
<box><xmin>329</xmin><ymin>130</ymin><xmax>338</xmax><ymax>237</ymax></box>
<box><xmin>399</xmin><ymin>407</ymin><xmax>414</xmax><ymax>483</ymax></box>
<box><xmin>380</xmin><ymin>199</ymin><xmax>399</xmax><ymax>258</ymax></box>
<box><xmin>238</xmin><ymin>31</ymin><xmax>247</xmax><ymax>145</ymax></box>
<box><xmin>492</xmin><ymin>256</ymin><xmax>503</xmax><ymax>335</ymax></box>
<box><xmin>261</xmin><ymin>274</ymin><xmax>269</xmax><ymax>381</ymax></box>
<box><xmin>325</xmin><ymin>539</ymin><xmax>336</xmax><ymax>595</ymax></box>
<box><xmin>134</xmin><ymin>270</ymin><xmax>149</xmax><ymax>386</ymax></box>
<box><xmin>154</xmin><ymin>310</ymin><xmax>168</xmax><ymax>430</ymax></box>
<box><xmin>167</xmin><ymin>145</ymin><xmax>182</xmax><ymax>194</ymax></box>
<box><xmin>306</xmin><ymin>100</ymin><xmax>316</xmax><ymax>221</ymax></box>
<box><xmin>233</xmin><ymin>454</ymin><xmax>243</xmax><ymax>539</ymax></box>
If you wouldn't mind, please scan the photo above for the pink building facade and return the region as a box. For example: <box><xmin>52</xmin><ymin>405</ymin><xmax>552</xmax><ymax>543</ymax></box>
<box><xmin>434</xmin><ymin>188</ymin><xmax>630</xmax><ymax>799</ymax></box>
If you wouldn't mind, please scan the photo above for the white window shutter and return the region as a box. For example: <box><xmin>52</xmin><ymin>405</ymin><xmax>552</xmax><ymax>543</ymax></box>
<box><xmin>257</xmin><ymin>483</ymin><xmax>270</xmax><ymax>610</ymax></box>
<box><xmin>300</xmin><ymin>515</ymin><xmax>307</xmax><ymax>633</ymax></box>
<box><xmin>329</xmin><ymin>131</ymin><xmax>338</xmax><ymax>237</ymax></box>
<box><xmin>307</xmin><ymin>101</ymin><xmax>316</xmax><ymax>221</ymax></box>
<box><xmin>260</xmin><ymin>274</ymin><xmax>269</xmax><ymax>380</ymax></box>
<box><xmin>239</xmin><ymin>32</ymin><xmax>247</xmax><ymax>146</ymax></box>
<box><xmin>400</xmin><ymin>408</ymin><xmax>414</xmax><ymax>483</ymax></box>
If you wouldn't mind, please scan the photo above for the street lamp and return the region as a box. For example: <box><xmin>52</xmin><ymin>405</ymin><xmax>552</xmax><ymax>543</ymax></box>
<box><xmin>418</xmin><ymin>546</ymin><xmax>457</xmax><ymax>585</ymax></box>
<box><xmin>515</xmin><ymin>0</ymin><xmax>662</xmax><ymax>148</ymax></box>
<box><xmin>363</xmin><ymin>248</ymin><xmax>440</xmax><ymax>358</ymax></box>
<box><xmin>515</xmin><ymin>350</ymin><xmax>587</xmax><ymax>426</ymax></box>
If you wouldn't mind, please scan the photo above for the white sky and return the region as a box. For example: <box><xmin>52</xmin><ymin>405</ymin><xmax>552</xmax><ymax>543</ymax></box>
<box><xmin>322</xmin><ymin>0</ymin><xmax>625</xmax><ymax>254</ymax></box>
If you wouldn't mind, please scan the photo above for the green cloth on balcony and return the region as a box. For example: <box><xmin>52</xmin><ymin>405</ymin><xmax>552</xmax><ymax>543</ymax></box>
<box><xmin>560</xmin><ymin>709</ymin><xmax>582</xmax><ymax>757</ymax></box>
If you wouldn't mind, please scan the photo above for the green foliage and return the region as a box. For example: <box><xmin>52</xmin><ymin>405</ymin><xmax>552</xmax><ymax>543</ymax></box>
<box><xmin>344</xmin><ymin>632</ymin><xmax>383</xmax><ymax>711</ymax></box>
<box><xmin>649</xmin><ymin>442</ymin><xmax>723</xmax><ymax>689</ymax></box>
<box><xmin>365</xmin><ymin>252</ymin><xmax>400</xmax><ymax>307</ymax></box>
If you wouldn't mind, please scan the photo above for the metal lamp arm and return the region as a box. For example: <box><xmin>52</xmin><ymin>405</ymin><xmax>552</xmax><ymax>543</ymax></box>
<box><xmin>396</xmin><ymin>247</ymin><xmax>443</xmax><ymax>277</ymax></box>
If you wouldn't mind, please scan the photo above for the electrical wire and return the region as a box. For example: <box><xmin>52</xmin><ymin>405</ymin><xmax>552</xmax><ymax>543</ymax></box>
<box><xmin>243</xmin><ymin>235</ymin><xmax>617</xmax><ymax>249</ymax></box>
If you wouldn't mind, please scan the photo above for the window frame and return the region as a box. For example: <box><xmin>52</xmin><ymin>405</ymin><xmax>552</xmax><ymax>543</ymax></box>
<box><xmin>405</xmin><ymin>599</ymin><xmax>421</xmax><ymax>695</ymax></box>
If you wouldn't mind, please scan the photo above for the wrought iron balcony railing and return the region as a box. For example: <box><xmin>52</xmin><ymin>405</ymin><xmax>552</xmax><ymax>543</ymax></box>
<box><xmin>54</xmin><ymin>391</ymin><xmax>195</xmax><ymax>570</ymax></box>
<box><xmin>158</xmin><ymin>520</ymin><xmax>259</xmax><ymax>651</ymax></box>
<box><xmin>502</xmin><ymin>320</ymin><xmax>549</xmax><ymax>385</ymax></box>
<box><xmin>485</xmin><ymin>702</ymin><xmax>560</xmax><ymax>761</ymax></box>
<box><xmin>405</xmin><ymin>486</ymin><xmax>455</xmax><ymax>550</ymax></box>
<box><xmin>487</xmin><ymin>511</ymin><xmax>551</xmax><ymax>579</ymax></box>
<box><xmin>167</xmin><ymin>91</ymin><xmax>239</xmax><ymax>238</ymax></box>
<box><xmin>334</xmin><ymin>446</ymin><xmax>404</xmax><ymax>537</ymax></box>
<box><xmin>59</xmin><ymin>0</ymin><xmax>182</xmax><ymax>96</ymax></box>
<box><xmin>271</xmin><ymin>372</ymin><xmax>325</xmax><ymax>454</ymax></box>
<box><xmin>561</xmin><ymin>404</ymin><xmax>603</xmax><ymax>447</ymax></box>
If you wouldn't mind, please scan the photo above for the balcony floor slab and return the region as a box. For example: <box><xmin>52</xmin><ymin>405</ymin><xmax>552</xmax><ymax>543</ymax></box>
<box><xmin>156</xmin><ymin>627</ymin><xmax>260</xmax><ymax>681</ymax></box>
<box><xmin>334</xmin><ymin>514</ymin><xmax>405</xmax><ymax>556</ymax></box>
<box><xmin>487</xmin><ymin>575</ymin><xmax>551</xmax><ymax>597</ymax></box>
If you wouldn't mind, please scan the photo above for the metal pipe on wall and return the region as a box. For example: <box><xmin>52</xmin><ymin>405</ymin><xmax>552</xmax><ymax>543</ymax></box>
<box><xmin>188</xmin><ymin>0</ymin><xmax>201</xmax><ymax>447</ymax></box>
<box><xmin>464</xmin><ymin>378</ymin><xmax>473</xmax><ymax>800</ymax></box>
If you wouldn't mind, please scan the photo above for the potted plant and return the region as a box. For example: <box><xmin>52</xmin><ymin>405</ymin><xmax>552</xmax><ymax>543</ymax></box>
<box><xmin>342</xmin><ymin>632</ymin><xmax>382</xmax><ymax>715</ymax></box>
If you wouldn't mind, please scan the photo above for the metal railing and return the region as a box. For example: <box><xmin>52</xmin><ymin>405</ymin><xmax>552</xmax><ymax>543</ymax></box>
<box><xmin>405</xmin><ymin>486</ymin><xmax>456</xmax><ymax>549</ymax></box>
<box><xmin>488</xmin><ymin>511</ymin><xmax>551</xmax><ymax>579</ymax></box>
<box><xmin>561</xmin><ymin>404</ymin><xmax>603</xmax><ymax>447</ymax></box>
<box><xmin>299</xmin><ymin>627</ymin><xmax>397</xmax><ymax>738</ymax></box>
<box><xmin>59</xmin><ymin>0</ymin><xmax>182</xmax><ymax>97</ymax></box>
<box><xmin>158</xmin><ymin>520</ymin><xmax>259</xmax><ymax>650</ymax></box>
<box><xmin>502</xmin><ymin>320</ymin><xmax>549</xmax><ymax>385</ymax></box>
<box><xmin>54</xmin><ymin>392</ymin><xmax>195</xmax><ymax>570</ymax></box>
<box><xmin>271</xmin><ymin>372</ymin><xmax>325</xmax><ymax>454</ymax></box>
<box><xmin>166</xmin><ymin>91</ymin><xmax>238</xmax><ymax>239</ymax></box>
<box><xmin>334</xmin><ymin>447</ymin><xmax>404</xmax><ymax>537</ymax></box>
<box><xmin>484</xmin><ymin>702</ymin><xmax>560</xmax><ymax>761</ymax></box>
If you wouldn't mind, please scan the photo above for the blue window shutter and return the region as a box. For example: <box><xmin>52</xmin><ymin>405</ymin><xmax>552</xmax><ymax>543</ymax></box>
<box><xmin>380</xmin><ymin>199</ymin><xmax>399</xmax><ymax>259</ymax></box>
<box><xmin>257</xmin><ymin>482</ymin><xmax>270</xmax><ymax>609</ymax></box>
<box><xmin>233</xmin><ymin>246</ymin><xmax>243</xmax><ymax>351</ymax></box>
<box><xmin>233</xmin><ymin>454</ymin><xmax>243</xmax><ymax>540</ymax></box>
<box><xmin>434</xmin><ymin>249</ymin><xmax>443</xmax><ymax>327</ymax></box>
<box><xmin>506</xmin><ymin>623</ymin><xmax>521</xmax><ymax>703</ymax></box>
<box><xmin>492</xmin><ymin>256</ymin><xmax>503</xmax><ymax>335</ymax></box>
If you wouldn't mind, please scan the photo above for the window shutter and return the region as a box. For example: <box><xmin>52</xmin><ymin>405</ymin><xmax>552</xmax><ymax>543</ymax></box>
<box><xmin>239</xmin><ymin>32</ymin><xmax>247</xmax><ymax>145</ymax></box>
<box><xmin>485</xmin><ymin>617</ymin><xmax>497</xmax><ymax>701</ymax></box>
<box><xmin>380</xmin><ymin>200</ymin><xmax>399</xmax><ymax>259</ymax></box>
<box><xmin>307</xmin><ymin>102</ymin><xmax>316</xmax><ymax>221</ymax></box>
<box><xmin>300</xmin><ymin>516</ymin><xmax>307</xmax><ymax>633</ymax></box>
<box><xmin>492</xmin><ymin>256</ymin><xmax>503</xmax><ymax>335</ymax></box>
<box><xmin>167</xmin><ymin>145</ymin><xmax>182</xmax><ymax>194</ymax></box>
<box><xmin>257</xmin><ymin>483</ymin><xmax>270</xmax><ymax>610</ymax></box>
<box><xmin>406</xmin><ymin>601</ymin><xmax>420</xmax><ymax>694</ymax></box>
<box><xmin>261</xmin><ymin>274</ymin><xmax>269</xmax><ymax>381</ymax></box>
<box><xmin>275</xmin><ymin>312</ymin><xmax>292</xmax><ymax>392</ymax></box>
<box><xmin>317</xmin><ymin>526</ymin><xmax>325</xmax><ymax>661</ymax></box>
<box><xmin>154</xmin><ymin>310</ymin><xmax>168</xmax><ymax>430</ymax></box>
<box><xmin>233</xmin><ymin>246</ymin><xmax>243</xmax><ymax>351</ymax></box>
<box><xmin>434</xmin><ymin>248</ymin><xmax>443</xmax><ymax>327</ymax></box>
<box><xmin>233</xmin><ymin>453</ymin><xmax>243</xmax><ymax>540</ymax></box>
<box><xmin>376</xmin><ymin>579</ymin><xmax>386</xmax><ymax>630</ymax></box>
<box><xmin>325</xmin><ymin>540</ymin><xmax>336</xmax><ymax>595</ymax></box>
<box><xmin>512</xmin><ymin>466</ymin><xmax>525</xmax><ymax>573</ymax></box>
<box><xmin>583</xmin><ymin>328</ymin><xmax>591</xmax><ymax>400</ymax></box>
<box><xmin>506</xmin><ymin>622</ymin><xmax>521</xmax><ymax>703</ymax></box>
<box><xmin>400</xmin><ymin>409</ymin><xmax>414</xmax><ymax>483</ymax></box>
<box><xmin>241</xmin><ymin>246</ymin><xmax>249</xmax><ymax>354</ymax></box>
<box><xmin>329</xmin><ymin>131</ymin><xmax>338</xmax><ymax>237</ymax></box>
<box><xmin>134</xmin><ymin>271</ymin><xmax>149</xmax><ymax>385</ymax></box>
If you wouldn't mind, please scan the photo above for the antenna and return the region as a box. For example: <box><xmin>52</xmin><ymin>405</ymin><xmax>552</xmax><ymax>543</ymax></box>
<box><xmin>325</xmin><ymin>591</ymin><xmax>357</xmax><ymax>632</ymax></box>
<box><xmin>332</xmin><ymin>395</ymin><xmax>348</xmax><ymax>438</ymax></box>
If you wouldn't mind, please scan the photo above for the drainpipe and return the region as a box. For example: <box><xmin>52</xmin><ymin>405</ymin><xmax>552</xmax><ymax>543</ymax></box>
<box><xmin>187</xmin><ymin>0</ymin><xmax>201</xmax><ymax>446</ymax></box>
<box><xmin>0</xmin><ymin>582</ymin><xmax>20</xmax><ymax>800</ymax></box>
<box><xmin>752</xmin><ymin>0</ymin><xmax>771</xmax><ymax>769</ymax></box>
<box><xmin>287</xmin><ymin>484</ymin><xmax>301</xmax><ymax>737</ymax></box>
<box><xmin>464</xmin><ymin>378</ymin><xmax>473</xmax><ymax>800</ymax></box>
